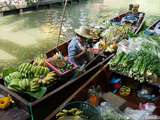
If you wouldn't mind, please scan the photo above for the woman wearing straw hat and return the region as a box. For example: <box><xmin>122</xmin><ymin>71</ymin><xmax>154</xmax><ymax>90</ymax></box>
<box><xmin>68</xmin><ymin>26</ymin><xmax>93</xmax><ymax>67</ymax></box>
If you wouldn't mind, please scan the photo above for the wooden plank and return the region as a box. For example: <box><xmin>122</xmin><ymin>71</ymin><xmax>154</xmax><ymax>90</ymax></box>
<box><xmin>102</xmin><ymin>92</ymin><xmax>128</xmax><ymax>111</ymax></box>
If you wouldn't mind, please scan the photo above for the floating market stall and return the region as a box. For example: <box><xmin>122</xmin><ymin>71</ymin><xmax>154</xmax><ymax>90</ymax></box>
<box><xmin>0</xmin><ymin>38</ymin><xmax>113</xmax><ymax>120</ymax></box>
<box><xmin>44</xmin><ymin>6</ymin><xmax>160</xmax><ymax>119</ymax></box>
<box><xmin>0</xmin><ymin>1</ymin><xmax>160</xmax><ymax>120</ymax></box>
<box><xmin>46</xmin><ymin>64</ymin><xmax>160</xmax><ymax>120</ymax></box>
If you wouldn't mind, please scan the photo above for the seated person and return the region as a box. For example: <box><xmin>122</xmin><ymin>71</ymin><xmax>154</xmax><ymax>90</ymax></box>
<box><xmin>68</xmin><ymin>26</ymin><xmax>93</xmax><ymax>67</ymax></box>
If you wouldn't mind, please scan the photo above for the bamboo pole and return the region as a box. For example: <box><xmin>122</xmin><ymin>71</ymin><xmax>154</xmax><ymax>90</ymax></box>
<box><xmin>56</xmin><ymin>0</ymin><xmax>68</xmax><ymax>48</ymax></box>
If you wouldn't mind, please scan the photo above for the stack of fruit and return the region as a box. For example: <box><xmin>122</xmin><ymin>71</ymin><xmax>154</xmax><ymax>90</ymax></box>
<box><xmin>98</xmin><ymin>40</ymin><xmax>118</xmax><ymax>53</ymax></box>
<box><xmin>3</xmin><ymin>55</ymin><xmax>57</xmax><ymax>98</ymax></box>
<box><xmin>56</xmin><ymin>108</ymin><xmax>84</xmax><ymax>120</ymax></box>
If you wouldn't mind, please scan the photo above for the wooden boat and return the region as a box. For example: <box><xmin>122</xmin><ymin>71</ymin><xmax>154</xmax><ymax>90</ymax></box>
<box><xmin>148</xmin><ymin>20</ymin><xmax>160</xmax><ymax>31</ymax></box>
<box><xmin>145</xmin><ymin>20</ymin><xmax>160</xmax><ymax>35</ymax></box>
<box><xmin>110</xmin><ymin>12</ymin><xmax>145</xmax><ymax>34</ymax></box>
<box><xmin>46</xmin><ymin>64</ymin><xmax>160</xmax><ymax>120</ymax></box>
<box><xmin>0</xmin><ymin>40</ymin><xmax>114</xmax><ymax>120</ymax></box>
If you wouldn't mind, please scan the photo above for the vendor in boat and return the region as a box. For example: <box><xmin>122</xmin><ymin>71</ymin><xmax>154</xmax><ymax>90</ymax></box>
<box><xmin>68</xmin><ymin>26</ymin><xmax>93</xmax><ymax>67</ymax></box>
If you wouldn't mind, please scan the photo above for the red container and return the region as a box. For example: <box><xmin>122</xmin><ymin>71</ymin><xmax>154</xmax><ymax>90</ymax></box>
<box><xmin>45</xmin><ymin>59</ymin><xmax>77</xmax><ymax>77</ymax></box>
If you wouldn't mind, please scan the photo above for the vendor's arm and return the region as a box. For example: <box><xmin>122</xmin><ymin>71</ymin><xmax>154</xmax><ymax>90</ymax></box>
<box><xmin>75</xmin><ymin>49</ymin><xmax>86</xmax><ymax>59</ymax></box>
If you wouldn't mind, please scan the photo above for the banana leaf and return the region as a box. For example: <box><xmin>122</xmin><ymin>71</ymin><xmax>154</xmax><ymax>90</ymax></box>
<box><xmin>25</xmin><ymin>87</ymin><xmax>47</xmax><ymax>99</ymax></box>
<box><xmin>2</xmin><ymin>68</ymin><xmax>17</xmax><ymax>78</ymax></box>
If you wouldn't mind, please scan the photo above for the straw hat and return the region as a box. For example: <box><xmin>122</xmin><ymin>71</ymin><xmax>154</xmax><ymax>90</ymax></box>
<box><xmin>90</xmin><ymin>33</ymin><xmax>101</xmax><ymax>40</ymax></box>
<box><xmin>75</xmin><ymin>26</ymin><xmax>92</xmax><ymax>39</ymax></box>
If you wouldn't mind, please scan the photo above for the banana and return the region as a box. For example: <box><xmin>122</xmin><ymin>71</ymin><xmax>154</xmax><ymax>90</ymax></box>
<box><xmin>30</xmin><ymin>81</ymin><xmax>40</xmax><ymax>92</ymax></box>
<box><xmin>19</xmin><ymin>81</ymin><xmax>25</xmax><ymax>90</ymax></box>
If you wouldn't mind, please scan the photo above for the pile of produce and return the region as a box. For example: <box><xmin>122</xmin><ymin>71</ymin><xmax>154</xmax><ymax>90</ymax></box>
<box><xmin>108</xmin><ymin>37</ymin><xmax>160</xmax><ymax>83</ymax></box>
<box><xmin>97</xmin><ymin>25</ymin><xmax>131</xmax><ymax>53</ymax></box>
<box><xmin>56</xmin><ymin>108</ymin><xmax>85</xmax><ymax>120</ymax></box>
<box><xmin>98</xmin><ymin>40</ymin><xmax>118</xmax><ymax>53</ymax></box>
<box><xmin>3</xmin><ymin>55</ymin><xmax>57</xmax><ymax>98</ymax></box>
<box><xmin>100</xmin><ymin>25</ymin><xmax>130</xmax><ymax>43</ymax></box>
<box><xmin>47</xmin><ymin>52</ymin><xmax>74</xmax><ymax>73</ymax></box>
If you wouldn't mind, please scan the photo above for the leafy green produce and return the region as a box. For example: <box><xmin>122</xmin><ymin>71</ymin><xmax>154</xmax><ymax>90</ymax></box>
<box><xmin>108</xmin><ymin>37</ymin><xmax>160</xmax><ymax>83</ymax></box>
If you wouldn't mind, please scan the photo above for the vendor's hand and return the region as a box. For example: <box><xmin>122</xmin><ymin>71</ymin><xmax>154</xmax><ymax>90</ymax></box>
<box><xmin>87</xmin><ymin>48</ymin><xmax>92</xmax><ymax>52</ymax></box>
<box><xmin>81</xmin><ymin>47</ymin><xmax>87</xmax><ymax>52</ymax></box>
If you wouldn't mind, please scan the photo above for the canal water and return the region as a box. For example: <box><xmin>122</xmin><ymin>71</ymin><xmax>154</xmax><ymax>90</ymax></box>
<box><xmin>0</xmin><ymin>0</ymin><xmax>160</xmax><ymax>72</ymax></box>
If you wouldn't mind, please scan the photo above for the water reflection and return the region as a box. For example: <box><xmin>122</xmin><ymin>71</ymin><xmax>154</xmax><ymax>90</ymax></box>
<box><xmin>0</xmin><ymin>0</ymin><xmax>160</xmax><ymax>71</ymax></box>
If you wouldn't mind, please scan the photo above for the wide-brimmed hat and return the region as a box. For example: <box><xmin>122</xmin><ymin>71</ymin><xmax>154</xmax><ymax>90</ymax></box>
<box><xmin>75</xmin><ymin>26</ymin><xmax>92</xmax><ymax>39</ymax></box>
<box><xmin>90</xmin><ymin>33</ymin><xmax>101</xmax><ymax>40</ymax></box>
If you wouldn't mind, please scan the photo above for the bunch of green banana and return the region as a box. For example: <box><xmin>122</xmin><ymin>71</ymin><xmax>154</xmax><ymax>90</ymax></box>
<box><xmin>56</xmin><ymin>108</ymin><xmax>83</xmax><ymax>120</ymax></box>
<box><xmin>17</xmin><ymin>63</ymin><xmax>50</xmax><ymax>78</ymax></box>
<box><xmin>7</xmin><ymin>78</ymin><xmax>22</xmax><ymax>92</ymax></box>
<box><xmin>33</xmin><ymin>66</ymin><xmax>50</xmax><ymax>77</ymax></box>
<box><xmin>4</xmin><ymin>72</ymin><xmax>22</xmax><ymax>83</ymax></box>
<box><xmin>30</xmin><ymin>78</ymin><xmax>40</xmax><ymax>92</ymax></box>
<box><xmin>17</xmin><ymin>63</ymin><xmax>34</xmax><ymax>78</ymax></box>
<box><xmin>39</xmin><ymin>72</ymin><xmax>57</xmax><ymax>85</ymax></box>
<box><xmin>33</xmin><ymin>54</ymin><xmax>46</xmax><ymax>67</ymax></box>
<box><xmin>6</xmin><ymin>78</ymin><xmax>40</xmax><ymax>92</ymax></box>
<box><xmin>18</xmin><ymin>79</ymin><xmax>30</xmax><ymax>91</ymax></box>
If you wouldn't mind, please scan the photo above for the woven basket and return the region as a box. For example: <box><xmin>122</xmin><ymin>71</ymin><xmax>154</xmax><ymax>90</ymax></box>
<box><xmin>63</xmin><ymin>101</ymin><xmax>102</xmax><ymax>120</ymax></box>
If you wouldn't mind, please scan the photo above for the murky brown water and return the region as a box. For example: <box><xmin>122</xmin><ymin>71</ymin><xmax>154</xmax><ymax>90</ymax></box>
<box><xmin>0</xmin><ymin>0</ymin><xmax>160</xmax><ymax>72</ymax></box>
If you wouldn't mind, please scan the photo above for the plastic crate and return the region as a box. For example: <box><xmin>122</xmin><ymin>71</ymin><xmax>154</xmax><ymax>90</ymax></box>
<box><xmin>45</xmin><ymin>58</ymin><xmax>77</xmax><ymax>77</ymax></box>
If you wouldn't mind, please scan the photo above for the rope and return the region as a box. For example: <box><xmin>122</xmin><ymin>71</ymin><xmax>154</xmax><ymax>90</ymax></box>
<box><xmin>56</xmin><ymin>0</ymin><xmax>68</xmax><ymax>48</ymax></box>
<box><xmin>29</xmin><ymin>102</ymin><xmax>34</xmax><ymax>120</ymax></box>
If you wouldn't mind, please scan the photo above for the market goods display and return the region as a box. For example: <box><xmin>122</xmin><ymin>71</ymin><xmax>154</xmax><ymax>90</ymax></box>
<box><xmin>36</xmin><ymin>72</ymin><xmax>57</xmax><ymax>85</ymax></box>
<box><xmin>108</xmin><ymin>37</ymin><xmax>160</xmax><ymax>83</ymax></box>
<box><xmin>33</xmin><ymin>54</ymin><xmax>47</xmax><ymax>67</ymax></box>
<box><xmin>56</xmin><ymin>108</ymin><xmax>84</xmax><ymax>120</ymax></box>
<box><xmin>46</xmin><ymin>52</ymin><xmax>76</xmax><ymax>76</ymax></box>
<box><xmin>100</xmin><ymin>25</ymin><xmax>130</xmax><ymax>42</ymax></box>
<box><xmin>97</xmin><ymin>25</ymin><xmax>131</xmax><ymax>53</ymax></box>
<box><xmin>98</xmin><ymin>40</ymin><xmax>118</xmax><ymax>53</ymax></box>
<box><xmin>17</xmin><ymin>63</ymin><xmax>49</xmax><ymax>78</ymax></box>
<box><xmin>56</xmin><ymin>101</ymin><xmax>101</xmax><ymax>120</ymax></box>
<box><xmin>3</xmin><ymin>55</ymin><xmax>57</xmax><ymax>98</ymax></box>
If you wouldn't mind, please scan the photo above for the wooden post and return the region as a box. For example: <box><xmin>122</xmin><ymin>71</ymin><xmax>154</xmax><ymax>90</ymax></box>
<box><xmin>19</xmin><ymin>9</ymin><xmax>23</xmax><ymax>15</ymax></box>
<box><xmin>0</xmin><ymin>12</ymin><xmax>3</xmax><ymax>16</ymax></box>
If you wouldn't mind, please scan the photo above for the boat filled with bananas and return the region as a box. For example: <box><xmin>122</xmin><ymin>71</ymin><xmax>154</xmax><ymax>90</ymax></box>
<box><xmin>110</xmin><ymin>4</ymin><xmax>145</xmax><ymax>34</ymax></box>
<box><xmin>0</xmin><ymin>40</ymin><xmax>113</xmax><ymax>120</ymax></box>
<box><xmin>144</xmin><ymin>20</ymin><xmax>160</xmax><ymax>36</ymax></box>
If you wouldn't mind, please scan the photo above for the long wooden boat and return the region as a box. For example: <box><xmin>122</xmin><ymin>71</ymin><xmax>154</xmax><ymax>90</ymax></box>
<box><xmin>145</xmin><ymin>20</ymin><xmax>160</xmax><ymax>35</ymax></box>
<box><xmin>0</xmin><ymin>40</ymin><xmax>114</xmax><ymax>120</ymax></box>
<box><xmin>110</xmin><ymin>12</ymin><xmax>145</xmax><ymax>34</ymax></box>
<box><xmin>46</xmin><ymin>64</ymin><xmax>160</xmax><ymax>120</ymax></box>
<box><xmin>148</xmin><ymin>20</ymin><xmax>160</xmax><ymax>31</ymax></box>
